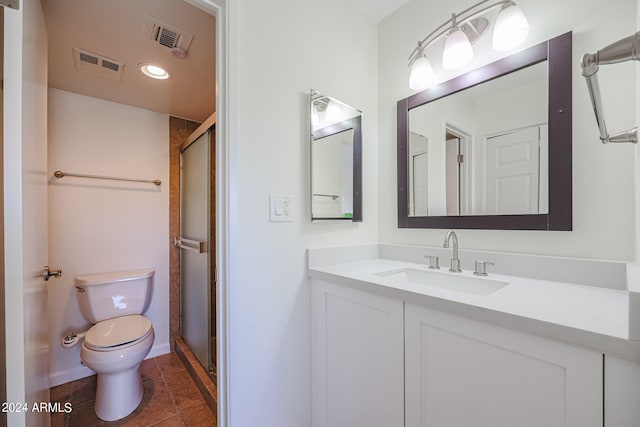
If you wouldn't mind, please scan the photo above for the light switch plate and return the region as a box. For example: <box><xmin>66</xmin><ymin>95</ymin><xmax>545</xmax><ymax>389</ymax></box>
<box><xmin>270</xmin><ymin>194</ymin><xmax>294</xmax><ymax>222</ymax></box>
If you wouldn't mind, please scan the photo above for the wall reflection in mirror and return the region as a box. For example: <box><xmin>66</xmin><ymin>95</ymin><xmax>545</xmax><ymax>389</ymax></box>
<box><xmin>310</xmin><ymin>90</ymin><xmax>362</xmax><ymax>221</ymax></box>
<box><xmin>409</xmin><ymin>61</ymin><xmax>548</xmax><ymax>217</ymax></box>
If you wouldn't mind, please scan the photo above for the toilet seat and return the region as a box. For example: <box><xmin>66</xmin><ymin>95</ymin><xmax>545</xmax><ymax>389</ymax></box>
<box><xmin>84</xmin><ymin>315</ymin><xmax>153</xmax><ymax>351</ymax></box>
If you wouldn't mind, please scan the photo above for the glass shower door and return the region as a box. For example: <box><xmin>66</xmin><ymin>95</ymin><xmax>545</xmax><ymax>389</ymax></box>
<box><xmin>179</xmin><ymin>130</ymin><xmax>211</xmax><ymax>370</ymax></box>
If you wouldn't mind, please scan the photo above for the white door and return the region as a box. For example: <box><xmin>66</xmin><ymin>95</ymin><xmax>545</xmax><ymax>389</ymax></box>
<box><xmin>485</xmin><ymin>126</ymin><xmax>540</xmax><ymax>214</ymax></box>
<box><xmin>4</xmin><ymin>1</ymin><xmax>50</xmax><ymax>425</ymax></box>
<box><xmin>409</xmin><ymin>131</ymin><xmax>429</xmax><ymax>216</ymax></box>
<box><xmin>445</xmin><ymin>138</ymin><xmax>459</xmax><ymax>215</ymax></box>
<box><xmin>412</xmin><ymin>151</ymin><xmax>428</xmax><ymax>216</ymax></box>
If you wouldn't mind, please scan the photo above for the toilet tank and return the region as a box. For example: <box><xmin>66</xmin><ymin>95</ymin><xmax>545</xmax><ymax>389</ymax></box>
<box><xmin>74</xmin><ymin>269</ymin><xmax>154</xmax><ymax>323</ymax></box>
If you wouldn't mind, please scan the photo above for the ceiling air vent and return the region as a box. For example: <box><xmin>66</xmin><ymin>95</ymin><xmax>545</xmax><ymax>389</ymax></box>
<box><xmin>158</xmin><ymin>28</ymin><xmax>178</xmax><ymax>48</ymax></box>
<box><xmin>145</xmin><ymin>17</ymin><xmax>194</xmax><ymax>53</ymax></box>
<box><xmin>79</xmin><ymin>52</ymin><xmax>99</xmax><ymax>65</ymax></box>
<box><xmin>73</xmin><ymin>48</ymin><xmax>124</xmax><ymax>82</ymax></box>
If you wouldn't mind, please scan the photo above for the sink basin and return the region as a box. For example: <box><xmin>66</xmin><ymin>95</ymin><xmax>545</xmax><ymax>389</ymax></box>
<box><xmin>373</xmin><ymin>268</ymin><xmax>509</xmax><ymax>296</ymax></box>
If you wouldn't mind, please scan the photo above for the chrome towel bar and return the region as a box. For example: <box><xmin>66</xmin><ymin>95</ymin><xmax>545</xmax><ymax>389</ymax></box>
<box><xmin>174</xmin><ymin>237</ymin><xmax>207</xmax><ymax>253</ymax></box>
<box><xmin>53</xmin><ymin>170</ymin><xmax>161</xmax><ymax>186</ymax></box>
<box><xmin>313</xmin><ymin>193</ymin><xmax>340</xmax><ymax>200</ymax></box>
<box><xmin>581</xmin><ymin>31</ymin><xmax>640</xmax><ymax>144</ymax></box>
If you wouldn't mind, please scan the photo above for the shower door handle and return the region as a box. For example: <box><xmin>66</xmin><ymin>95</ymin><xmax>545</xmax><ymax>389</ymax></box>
<box><xmin>174</xmin><ymin>237</ymin><xmax>207</xmax><ymax>253</ymax></box>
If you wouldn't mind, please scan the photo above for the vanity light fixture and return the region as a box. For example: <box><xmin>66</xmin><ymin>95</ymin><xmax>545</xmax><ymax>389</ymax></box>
<box><xmin>442</xmin><ymin>23</ymin><xmax>474</xmax><ymax>70</ymax></box>
<box><xmin>311</xmin><ymin>93</ymin><xmax>345</xmax><ymax>129</ymax></box>
<box><xmin>409</xmin><ymin>43</ymin><xmax>435</xmax><ymax>90</ymax></box>
<box><xmin>324</xmin><ymin>100</ymin><xmax>343</xmax><ymax>124</ymax></box>
<box><xmin>408</xmin><ymin>0</ymin><xmax>530</xmax><ymax>90</ymax></box>
<box><xmin>140</xmin><ymin>63</ymin><xmax>171</xmax><ymax>80</ymax></box>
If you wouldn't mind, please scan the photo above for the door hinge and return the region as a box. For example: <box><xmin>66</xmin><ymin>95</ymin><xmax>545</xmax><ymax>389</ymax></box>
<box><xmin>457</xmin><ymin>154</ymin><xmax>464</xmax><ymax>164</ymax></box>
<box><xmin>0</xmin><ymin>0</ymin><xmax>19</xmax><ymax>10</ymax></box>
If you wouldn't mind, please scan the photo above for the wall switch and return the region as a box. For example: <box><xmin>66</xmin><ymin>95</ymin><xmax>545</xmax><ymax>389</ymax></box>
<box><xmin>270</xmin><ymin>194</ymin><xmax>294</xmax><ymax>222</ymax></box>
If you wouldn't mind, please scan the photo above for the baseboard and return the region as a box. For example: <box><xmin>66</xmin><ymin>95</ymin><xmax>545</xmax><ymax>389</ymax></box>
<box><xmin>147</xmin><ymin>342</ymin><xmax>171</xmax><ymax>359</ymax></box>
<box><xmin>49</xmin><ymin>365</ymin><xmax>94</xmax><ymax>388</ymax></box>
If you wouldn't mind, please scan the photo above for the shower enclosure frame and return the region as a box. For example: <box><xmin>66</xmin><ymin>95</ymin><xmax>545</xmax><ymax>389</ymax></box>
<box><xmin>179</xmin><ymin>124</ymin><xmax>216</xmax><ymax>376</ymax></box>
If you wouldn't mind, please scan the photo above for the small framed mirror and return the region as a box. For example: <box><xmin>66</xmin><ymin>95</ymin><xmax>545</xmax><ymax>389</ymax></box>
<box><xmin>310</xmin><ymin>90</ymin><xmax>362</xmax><ymax>222</ymax></box>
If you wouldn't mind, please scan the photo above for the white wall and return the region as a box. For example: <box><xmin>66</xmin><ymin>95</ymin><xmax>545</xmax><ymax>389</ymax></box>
<box><xmin>379</xmin><ymin>0</ymin><xmax>637</xmax><ymax>260</ymax></box>
<box><xmin>46</xmin><ymin>89</ymin><xmax>170</xmax><ymax>386</ymax></box>
<box><xmin>228</xmin><ymin>0</ymin><xmax>378</xmax><ymax>425</ymax></box>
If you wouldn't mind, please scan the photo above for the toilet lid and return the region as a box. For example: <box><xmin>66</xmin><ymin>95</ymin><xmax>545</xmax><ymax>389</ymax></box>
<box><xmin>85</xmin><ymin>315</ymin><xmax>152</xmax><ymax>349</ymax></box>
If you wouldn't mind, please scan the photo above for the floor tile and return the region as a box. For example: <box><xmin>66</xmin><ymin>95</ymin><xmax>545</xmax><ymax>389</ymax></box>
<box><xmin>140</xmin><ymin>358</ymin><xmax>162</xmax><ymax>384</ymax></box>
<box><xmin>164</xmin><ymin>374</ymin><xmax>206</xmax><ymax>412</ymax></box>
<box><xmin>179</xmin><ymin>403</ymin><xmax>216</xmax><ymax>427</ymax></box>
<box><xmin>68</xmin><ymin>400</ymin><xmax>103</xmax><ymax>427</ymax></box>
<box><xmin>149</xmin><ymin>415</ymin><xmax>185</xmax><ymax>426</ymax></box>
<box><xmin>157</xmin><ymin>353</ymin><xmax>189</xmax><ymax>378</ymax></box>
<box><xmin>50</xmin><ymin>410</ymin><xmax>70</xmax><ymax>427</ymax></box>
<box><xmin>51</xmin><ymin>382</ymin><xmax>73</xmax><ymax>404</ymax></box>
<box><xmin>71</xmin><ymin>375</ymin><xmax>97</xmax><ymax>406</ymax></box>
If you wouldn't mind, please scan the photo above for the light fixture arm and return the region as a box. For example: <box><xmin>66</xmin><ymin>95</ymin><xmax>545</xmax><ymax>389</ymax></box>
<box><xmin>581</xmin><ymin>31</ymin><xmax>640</xmax><ymax>144</ymax></box>
<box><xmin>407</xmin><ymin>0</ymin><xmax>514</xmax><ymax>65</ymax></box>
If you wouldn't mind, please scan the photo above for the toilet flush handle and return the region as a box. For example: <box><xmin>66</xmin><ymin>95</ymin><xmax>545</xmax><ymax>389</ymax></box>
<box><xmin>43</xmin><ymin>266</ymin><xmax>63</xmax><ymax>281</ymax></box>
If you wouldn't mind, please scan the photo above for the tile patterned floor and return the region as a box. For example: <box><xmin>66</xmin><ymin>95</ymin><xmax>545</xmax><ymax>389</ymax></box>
<box><xmin>50</xmin><ymin>353</ymin><xmax>217</xmax><ymax>427</ymax></box>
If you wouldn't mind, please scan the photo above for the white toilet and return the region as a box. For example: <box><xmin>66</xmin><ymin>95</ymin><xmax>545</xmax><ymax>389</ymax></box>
<box><xmin>73</xmin><ymin>269</ymin><xmax>155</xmax><ymax>421</ymax></box>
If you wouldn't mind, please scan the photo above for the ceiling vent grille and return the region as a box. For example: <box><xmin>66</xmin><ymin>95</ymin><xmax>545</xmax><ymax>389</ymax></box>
<box><xmin>157</xmin><ymin>28</ymin><xmax>178</xmax><ymax>48</ymax></box>
<box><xmin>145</xmin><ymin>17</ymin><xmax>194</xmax><ymax>52</ymax></box>
<box><xmin>73</xmin><ymin>48</ymin><xmax>124</xmax><ymax>82</ymax></box>
<box><xmin>79</xmin><ymin>52</ymin><xmax>99</xmax><ymax>65</ymax></box>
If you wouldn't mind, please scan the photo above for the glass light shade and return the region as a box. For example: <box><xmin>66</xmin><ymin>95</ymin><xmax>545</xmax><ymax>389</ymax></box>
<box><xmin>442</xmin><ymin>28</ymin><xmax>473</xmax><ymax>70</ymax></box>
<box><xmin>325</xmin><ymin>101</ymin><xmax>342</xmax><ymax>124</ymax></box>
<box><xmin>409</xmin><ymin>55</ymin><xmax>435</xmax><ymax>90</ymax></box>
<box><xmin>492</xmin><ymin>3</ymin><xmax>530</xmax><ymax>51</ymax></box>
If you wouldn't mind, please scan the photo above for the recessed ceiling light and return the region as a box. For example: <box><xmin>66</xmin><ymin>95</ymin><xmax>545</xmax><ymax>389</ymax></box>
<box><xmin>140</xmin><ymin>63</ymin><xmax>170</xmax><ymax>80</ymax></box>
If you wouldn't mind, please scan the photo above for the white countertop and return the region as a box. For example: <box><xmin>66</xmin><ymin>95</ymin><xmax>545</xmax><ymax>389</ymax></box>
<box><xmin>309</xmin><ymin>257</ymin><xmax>640</xmax><ymax>360</ymax></box>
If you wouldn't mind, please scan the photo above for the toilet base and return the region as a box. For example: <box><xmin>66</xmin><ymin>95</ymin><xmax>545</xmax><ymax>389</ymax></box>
<box><xmin>80</xmin><ymin>325</ymin><xmax>154</xmax><ymax>421</ymax></box>
<box><xmin>94</xmin><ymin>367</ymin><xmax>144</xmax><ymax>421</ymax></box>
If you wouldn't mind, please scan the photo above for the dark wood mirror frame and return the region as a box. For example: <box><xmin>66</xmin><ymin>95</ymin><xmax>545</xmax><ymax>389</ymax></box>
<box><xmin>397</xmin><ymin>31</ymin><xmax>572</xmax><ymax>230</ymax></box>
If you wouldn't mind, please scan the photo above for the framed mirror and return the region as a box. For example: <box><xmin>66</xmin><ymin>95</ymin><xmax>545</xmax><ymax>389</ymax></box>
<box><xmin>397</xmin><ymin>32</ymin><xmax>572</xmax><ymax>230</ymax></box>
<box><xmin>311</xmin><ymin>90</ymin><xmax>362</xmax><ymax>221</ymax></box>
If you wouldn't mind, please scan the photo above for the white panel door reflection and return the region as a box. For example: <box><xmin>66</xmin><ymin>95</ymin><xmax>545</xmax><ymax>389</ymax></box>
<box><xmin>484</xmin><ymin>124</ymin><xmax>548</xmax><ymax>215</ymax></box>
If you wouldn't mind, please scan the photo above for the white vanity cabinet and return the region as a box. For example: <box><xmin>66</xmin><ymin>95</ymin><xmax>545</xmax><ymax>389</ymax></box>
<box><xmin>311</xmin><ymin>278</ymin><xmax>605</xmax><ymax>427</ymax></box>
<box><xmin>405</xmin><ymin>303</ymin><xmax>603</xmax><ymax>427</ymax></box>
<box><xmin>311</xmin><ymin>280</ymin><xmax>405</xmax><ymax>427</ymax></box>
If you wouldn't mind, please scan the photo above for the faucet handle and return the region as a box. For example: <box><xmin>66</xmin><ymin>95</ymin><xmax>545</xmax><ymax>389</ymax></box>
<box><xmin>424</xmin><ymin>255</ymin><xmax>440</xmax><ymax>270</ymax></box>
<box><xmin>473</xmin><ymin>261</ymin><xmax>495</xmax><ymax>276</ymax></box>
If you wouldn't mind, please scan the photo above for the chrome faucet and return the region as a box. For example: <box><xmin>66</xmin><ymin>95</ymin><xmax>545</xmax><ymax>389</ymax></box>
<box><xmin>443</xmin><ymin>230</ymin><xmax>461</xmax><ymax>273</ymax></box>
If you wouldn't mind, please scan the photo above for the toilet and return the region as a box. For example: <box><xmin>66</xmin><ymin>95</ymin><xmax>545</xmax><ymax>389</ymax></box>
<box><xmin>73</xmin><ymin>268</ymin><xmax>155</xmax><ymax>421</ymax></box>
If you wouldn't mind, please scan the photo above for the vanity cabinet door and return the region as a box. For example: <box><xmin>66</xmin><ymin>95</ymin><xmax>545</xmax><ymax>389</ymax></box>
<box><xmin>604</xmin><ymin>355</ymin><xmax>640</xmax><ymax>427</ymax></box>
<box><xmin>311</xmin><ymin>280</ymin><xmax>404</xmax><ymax>427</ymax></box>
<box><xmin>405</xmin><ymin>303</ymin><xmax>602</xmax><ymax>427</ymax></box>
